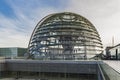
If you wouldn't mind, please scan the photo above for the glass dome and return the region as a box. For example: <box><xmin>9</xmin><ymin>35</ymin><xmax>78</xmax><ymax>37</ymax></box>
<box><xmin>28</xmin><ymin>12</ymin><xmax>103</xmax><ymax>60</ymax></box>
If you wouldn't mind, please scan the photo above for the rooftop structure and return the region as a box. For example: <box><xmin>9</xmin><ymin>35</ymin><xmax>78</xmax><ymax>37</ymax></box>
<box><xmin>106</xmin><ymin>44</ymin><xmax>120</xmax><ymax>60</ymax></box>
<box><xmin>0</xmin><ymin>60</ymin><xmax>119</xmax><ymax>80</ymax></box>
<box><xmin>0</xmin><ymin>47</ymin><xmax>27</xmax><ymax>59</ymax></box>
<box><xmin>28</xmin><ymin>12</ymin><xmax>103</xmax><ymax>60</ymax></box>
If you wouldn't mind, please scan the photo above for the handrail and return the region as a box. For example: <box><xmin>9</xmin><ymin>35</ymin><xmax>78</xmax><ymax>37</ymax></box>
<box><xmin>97</xmin><ymin>63</ymin><xmax>106</xmax><ymax>80</ymax></box>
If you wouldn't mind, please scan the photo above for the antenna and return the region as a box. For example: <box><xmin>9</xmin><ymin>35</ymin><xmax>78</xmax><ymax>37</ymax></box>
<box><xmin>112</xmin><ymin>36</ymin><xmax>114</xmax><ymax>46</ymax></box>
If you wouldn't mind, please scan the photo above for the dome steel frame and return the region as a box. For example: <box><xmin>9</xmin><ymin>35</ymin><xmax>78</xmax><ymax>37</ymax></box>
<box><xmin>28</xmin><ymin>12</ymin><xmax>103</xmax><ymax>60</ymax></box>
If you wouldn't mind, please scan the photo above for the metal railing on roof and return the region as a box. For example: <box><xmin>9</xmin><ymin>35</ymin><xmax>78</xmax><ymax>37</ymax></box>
<box><xmin>97</xmin><ymin>63</ymin><xmax>106</xmax><ymax>80</ymax></box>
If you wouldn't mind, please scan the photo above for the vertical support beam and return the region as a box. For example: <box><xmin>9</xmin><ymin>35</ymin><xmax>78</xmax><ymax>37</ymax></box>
<box><xmin>0</xmin><ymin>71</ymin><xmax>1</xmax><ymax>78</ymax></box>
<box><xmin>84</xmin><ymin>45</ymin><xmax>87</xmax><ymax>60</ymax></box>
<box><xmin>116</xmin><ymin>49</ymin><xmax>118</xmax><ymax>60</ymax></box>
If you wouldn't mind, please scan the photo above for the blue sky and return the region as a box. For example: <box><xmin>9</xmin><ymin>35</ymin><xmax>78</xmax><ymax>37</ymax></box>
<box><xmin>0</xmin><ymin>0</ymin><xmax>120</xmax><ymax>48</ymax></box>
<box><xmin>0</xmin><ymin>0</ymin><xmax>68</xmax><ymax>47</ymax></box>
<box><xmin>0</xmin><ymin>0</ymin><xmax>14</xmax><ymax>18</ymax></box>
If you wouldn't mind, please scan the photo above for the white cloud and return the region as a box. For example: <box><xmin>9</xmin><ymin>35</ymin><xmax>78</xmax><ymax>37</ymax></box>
<box><xmin>65</xmin><ymin>0</ymin><xmax>120</xmax><ymax>48</ymax></box>
<box><xmin>1</xmin><ymin>0</ymin><xmax>120</xmax><ymax>48</ymax></box>
<box><xmin>0</xmin><ymin>0</ymin><xmax>61</xmax><ymax>47</ymax></box>
<box><xmin>0</xmin><ymin>14</ymin><xmax>29</xmax><ymax>47</ymax></box>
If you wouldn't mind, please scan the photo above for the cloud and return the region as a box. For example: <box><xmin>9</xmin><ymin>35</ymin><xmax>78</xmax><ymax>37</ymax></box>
<box><xmin>65</xmin><ymin>0</ymin><xmax>120</xmax><ymax>47</ymax></box>
<box><xmin>0</xmin><ymin>0</ymin><xmax>120</xmax><ymax>48</ymax></box>
<box><xmin>0</xmin><ymin>0</ymin><xmax>65</xmax><ymax>47</ymax></box>
<box><xmin>0</xmin><ymin>13</ymin><xmax>29</xmax><ymax>47</ymax></box>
